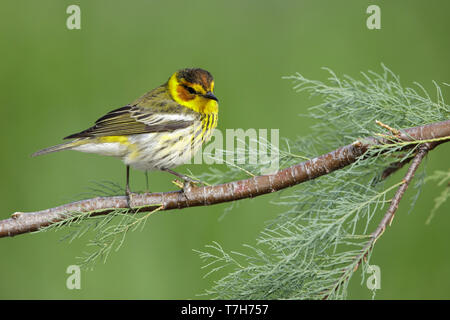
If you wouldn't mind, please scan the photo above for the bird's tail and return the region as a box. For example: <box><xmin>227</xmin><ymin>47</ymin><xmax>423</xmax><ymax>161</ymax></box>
<box><xmin>31</xmin><ymin>141</ymin><xmax>80</xmax><ymax>157</ymax></box>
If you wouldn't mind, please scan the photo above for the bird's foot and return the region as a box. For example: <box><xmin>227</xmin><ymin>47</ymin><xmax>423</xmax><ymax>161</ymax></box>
<box><xmin>125</xmin><ymin>187</ymin><xmax>134</xmax><ymax>209</ymax></box>
<box><xmin>172</xmin><ymin>177</ymin><xmax>205</xmax><ymax>201</ymax></box>
<box><xmin>164</xmin><ymin>169</ymin><xmax>206</xmax><ymax>200</ymax></box>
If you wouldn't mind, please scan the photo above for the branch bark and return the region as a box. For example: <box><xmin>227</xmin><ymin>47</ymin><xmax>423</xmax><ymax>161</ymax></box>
<box><xmin>1</xmin><ymin>120</ymin><xmax>449</xmax><ymax>238</ymax></box>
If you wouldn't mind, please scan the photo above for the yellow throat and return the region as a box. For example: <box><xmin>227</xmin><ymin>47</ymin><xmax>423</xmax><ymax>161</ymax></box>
<box><xmin>167</xmin><ymin>72</ymin><xmax>218</xmax><ymax>115</ymax></box>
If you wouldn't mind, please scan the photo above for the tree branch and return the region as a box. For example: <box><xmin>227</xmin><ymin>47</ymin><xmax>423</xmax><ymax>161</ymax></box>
<box><xmin>323</xmin><ymin>144</ymin><xmax>430</xmax><ymax>299</ymax></box>
<box><xmin>1</xmin><ymin>120</ymin><xmax>449</xmax><ymax>238</ymax></box>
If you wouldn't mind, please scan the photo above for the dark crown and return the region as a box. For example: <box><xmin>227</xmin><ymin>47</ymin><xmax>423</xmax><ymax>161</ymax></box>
<box><xmin>176</xmin><ymin>68</ymin><xmax>214</xmax><ymax>90</ymax></box>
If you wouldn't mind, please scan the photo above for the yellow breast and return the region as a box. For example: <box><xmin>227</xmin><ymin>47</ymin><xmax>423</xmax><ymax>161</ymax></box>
<box><xmin>202</xmin><ymin>112</ymin><xmax>218</xmax><ymax>142</ymax></box>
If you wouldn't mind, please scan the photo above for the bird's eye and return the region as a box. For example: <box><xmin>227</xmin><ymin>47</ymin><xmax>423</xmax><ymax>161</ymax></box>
<box><xmin>183</xmin><ymin>85</ymin><xmax>197</xmax><ymax>94</ymax></box>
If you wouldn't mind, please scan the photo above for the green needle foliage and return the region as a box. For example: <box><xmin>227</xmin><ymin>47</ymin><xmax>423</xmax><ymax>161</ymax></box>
<box><xmin>195</xmin><ymin>65</ymin><xmax>449</xmax><ymax>299</ymax></box>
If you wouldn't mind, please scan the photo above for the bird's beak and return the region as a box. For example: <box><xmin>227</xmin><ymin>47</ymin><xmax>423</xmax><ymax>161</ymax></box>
<box><xmin>203</xmin><ymin>91</ymin><xmax>219</xmax><ymax>102</ymax></box>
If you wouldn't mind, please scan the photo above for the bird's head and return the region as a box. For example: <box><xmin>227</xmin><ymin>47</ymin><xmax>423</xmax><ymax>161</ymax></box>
<box><xmin>168</xmin><ymin>68</ymin><xmax>218</xmax><ymax>114</ymax></box>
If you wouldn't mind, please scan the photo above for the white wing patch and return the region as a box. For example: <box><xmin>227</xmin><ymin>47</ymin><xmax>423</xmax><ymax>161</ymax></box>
<box><xmin>145</xmin><ymin>113</ymin><xmax>196</xmax><ymax>123</ymax></box>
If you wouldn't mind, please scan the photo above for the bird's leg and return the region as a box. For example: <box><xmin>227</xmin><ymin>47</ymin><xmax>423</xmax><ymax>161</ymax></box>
<box><xmin>163</xmin><ymin>168</ymin><xmax>201</xmax><ymax>185</ymax></box>
<box><xmin>125</xmin><ymin>165</ymin><xmax>133</xmax><ymax>208</ymax></box>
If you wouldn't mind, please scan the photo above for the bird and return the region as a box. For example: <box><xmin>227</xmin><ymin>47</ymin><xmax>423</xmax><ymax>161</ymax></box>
<box><xmin>32</xmin><ymin>68</ymin><xmax>219</xmax><ymax>204</ymax></box>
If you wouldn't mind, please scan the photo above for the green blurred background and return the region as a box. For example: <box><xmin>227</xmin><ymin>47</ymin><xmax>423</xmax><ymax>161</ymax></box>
<box><xmin>0</xmin><ymin>0</ymin><xmax>449</xmax><ymax>299</ymax></box>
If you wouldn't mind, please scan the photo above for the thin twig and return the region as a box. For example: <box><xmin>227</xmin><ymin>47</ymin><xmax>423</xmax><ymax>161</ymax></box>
<box><xmin>375</xmin><ymin>120</ymin><xmax>401</xmax><ymax>136</ymax></box>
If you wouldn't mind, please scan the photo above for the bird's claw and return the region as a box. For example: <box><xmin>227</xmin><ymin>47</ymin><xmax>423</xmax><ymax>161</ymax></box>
<box><xmin>172</xmin><ymin>179</ymin><xmax>184</xmax><ymax>189</ymax></box>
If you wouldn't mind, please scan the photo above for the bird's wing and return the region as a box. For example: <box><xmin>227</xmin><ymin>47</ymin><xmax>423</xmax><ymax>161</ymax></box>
<box><xmin>64</xmin><ymin>103</ymin><xmax>197</xmax><ymax>139</ymax></box>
